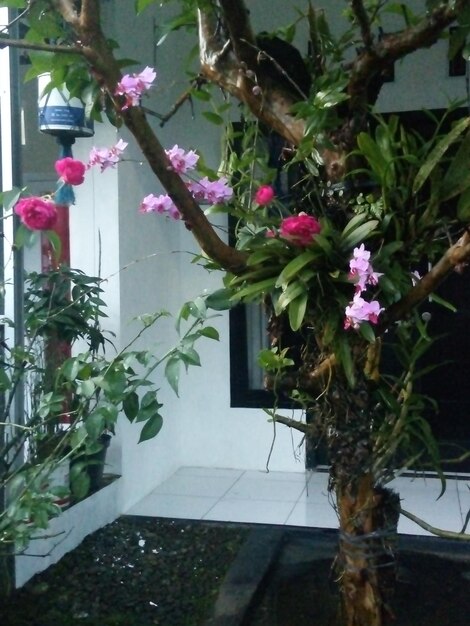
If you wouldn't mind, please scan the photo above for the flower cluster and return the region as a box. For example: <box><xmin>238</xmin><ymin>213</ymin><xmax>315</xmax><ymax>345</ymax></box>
<box><xmin>15</xmin><ymin>196</ymin><xmax>58</xmax><ymax>231</ymax></box>
<box><xmin>141</xmin><ymin>146</ymin><xmax>232</xmax><ymax>220</ymax></box>
<box><xmin>165</xmin><ymin>145</ymin><xmax>199</xmax><ymax>174</ymax></box>
<box><xmin>344</xmin><ymin>244</ymin><xmax>383</xmax><ymax>330</ymax></box>
<box><xmin>271</xmin><ymin>212</ymin><xmax>321</xmax><ymax>247</ymax></box>
<box><xmin>55</xmin><ymin>157</ymin><xmax>86</xmax><ymax>186</ymax></box>
<box><xmin>88</xmin><ymin>139</ymin><xmax>128</xmax><ymax>172</ymax></box>
<box><xmin>348</xmin><ymin>244</ymin><xmax>382</xmax><ymax>293</ymax></box>
<box><xmin>115</xmin><ymin>66</ymin><xmax>156</xmax><ymax>109</ymax></box>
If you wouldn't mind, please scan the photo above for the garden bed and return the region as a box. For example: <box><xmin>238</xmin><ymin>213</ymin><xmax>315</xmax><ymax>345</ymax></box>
<box><xmin>3</xmin><ymin>517</ymin><xmax>470</xmax><ymax>626</ymax></box>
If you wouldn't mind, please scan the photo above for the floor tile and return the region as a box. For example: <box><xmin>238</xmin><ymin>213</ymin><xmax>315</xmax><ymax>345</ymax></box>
<box><xmin>174</xmin><ymin>466</ymin><xmax>244</xmax><ymax>479</ymax></box>
<box><xmin>226</xmin><ymin>475</ymin><xmax>306</xmax><ymax>502</ymax></box>
<box><xmin>203</xmin><ymin>498</ymin><xmax>295</xmax><ymax>525</ymax></box>
<box><xmin>286</xmin><ymin>501</ymin><xmax>338</xmax><ymax>528</ymax></box>
<box><xmin>242</xmin><ymin>469</ymin><xmax>309</xmax><ymax>483</ymax></box>
<box><xmin>150</xmin><ymin>473</ymin><xmax>240</xmax><ymax>498</ymax></box>
<box><xmin>126</xmin><ymin>493</ymin><xmax>218</xmax><ymax>519</ymax></box>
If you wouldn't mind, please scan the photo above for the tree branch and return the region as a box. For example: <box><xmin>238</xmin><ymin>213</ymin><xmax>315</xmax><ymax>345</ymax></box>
<box><xmin>0</xmin><ymin>36</ymin><xmax>82</xmax><ymax>54</ymax></box>
<box><xmin>350</xmin><ymin>0</ymin><xmax>374</xmax><ymax>50</ymax></box>
<box><xmin>382</xmin><ymin>230</ymin><xmax>470</xmax><ymax>328</ymax></box>
<box><xmin>53</xmin><ymin>0</ymin><xmax>79</xmax><ymax>29</ymax></box>
<box><xmin>400</xmin><ymin>507</ymin><xmax>470</xmax><ymax>541</ymax></box>
<box><xmin>348</xmin><ymin>0</ymin><xmax>464</xmax><ymax>109</ymax></box>
<box><xmin>197</xmin><ymin>4</ymin><xmax>306</xmax><ymax>145</ymax></box>
<box><xmin>79</xmin><ymin>0</ymin><xmax>101</xmax><ymax>31</ymax></box>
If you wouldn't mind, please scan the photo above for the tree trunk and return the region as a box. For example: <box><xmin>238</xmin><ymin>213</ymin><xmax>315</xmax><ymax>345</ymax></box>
<box><xmin>336</xmin><ymin>475</ymin><xmax>400</xmax><ymax>626</ymax></box>
<box><xmin>327</xmin><ymin>381</ymin><xmax>401</xmax><ymax>626</ymax></box>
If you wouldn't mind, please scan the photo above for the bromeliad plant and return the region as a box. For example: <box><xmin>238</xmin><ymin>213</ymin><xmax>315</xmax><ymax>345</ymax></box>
<box><xmin>2</xmin><ymin>1</ymin><xmax>470</xmax><ymax>624</ymax></box>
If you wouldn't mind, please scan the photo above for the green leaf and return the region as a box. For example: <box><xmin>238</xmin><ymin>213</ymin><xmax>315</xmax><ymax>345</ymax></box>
<box><xmin>202</xmin><ymin>111</ymin><xmax>224</xmax><ymax>125</ymax></box>
<box><xmin>0</xmin><ymin>187</ymin><xmax>21</xmax><ymax>211</ymax></box>
<box><xmin>288</xmin><ymin>292</ymin><xmax>308</xmax><ymax>331</ymax></box>
<box><xmin>205</xmin><ymin>288</ymin><xmax>235</xmax><ymax>311</ymax></box>
<box><xmin>440</xmin><ymin>131</ymin><xmax>470</xmax><ymax>201</ymax></box>
<box><xmin>413</xmin><ymin>117</ymin><xmax>470</xmax><ymax>195</ymax></box>
<box><xmin>198</xmin><ymin>326</ymin><xmax>219</xmax><ymax>341</ymax></box>
<box><xmin>336</xmin><ymin>335</ymin><xmax>355</xmax><ymax>388</ymax></box>
<box><xmin>135</xmin><ymin>0</ymin><xmax>156</xmax><ymax>14</ymax></box>
<box><xmin>358</xmin><ymin>322</ymin><xmax>376</xmax><ymax>343</ymax></box>
<box><xmin>340</xmin><ymin>220</ymin><xmax>379</xmax><ymax>250</ymax></box>
<box><xmin>14</xmin><ymin>224</ymin><xmax>37</xmax><ymax>249</ymax></box>
<box><xmin>165</xmin><ymin>356</ymin><xmax>180</xmax><ymax>396</ymax></box>
<box><xmin>123</xmin><ymin>391</ymin><xmax>139</xmax><ymax>422</ymax></box>
<box><xmin>275</xmin><ymin>281</ymin><xmax>306</xmax><ymax>315</ymax></box>
<box><xmin>180</xmin><ymin>347</ymin><xmax>201</xmax><ymax>367</ymax></box>
<box><xmin>138</xmin><ymin>413</ymin><xmax>163</xmax><ymax>443</ymax></box>
<box><xmin>275</xmin><ymin>250</ymin><xmax>316</xmax><ymax>287</ymax></box>
<box><xmin>457</xmin><ymin>187</ymin><xmax>470</xmax><ymax>221</ymax></box>
<box><xmin>232</xmin><ymin>277</ymin><xmax>277</xmax><ymax>301</ymax></box>
<box><xmin>85</xmin><ymin>411</ymin><xmax>105</xmax><ymax>441</ymax></box>
<box><xmin>77</xmin><ymin>379</ymin><xmax>95</xmax><ymax>398</ymax></box>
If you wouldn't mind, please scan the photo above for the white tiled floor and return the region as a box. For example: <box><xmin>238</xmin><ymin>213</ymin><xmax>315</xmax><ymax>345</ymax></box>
<box><xmin>125</xmin><ymin>466</ymin><xmax>470</xmax><ymax>537</ymax></box>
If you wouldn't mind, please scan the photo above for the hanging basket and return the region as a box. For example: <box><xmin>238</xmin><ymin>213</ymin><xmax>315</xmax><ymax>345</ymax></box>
<box><xmin>38</xmin><ymin>73</ymin><xmax>94</xmax><ymax>138</ymax></box>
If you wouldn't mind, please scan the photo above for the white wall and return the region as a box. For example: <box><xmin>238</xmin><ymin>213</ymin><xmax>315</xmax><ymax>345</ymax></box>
<box><xmin>67</xmin><ymin>1</ymin><xmax>468</xmax><ymax>512</ymax></box>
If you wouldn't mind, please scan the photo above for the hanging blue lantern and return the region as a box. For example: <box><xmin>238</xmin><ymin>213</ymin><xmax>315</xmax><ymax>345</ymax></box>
<box><xmin>38</xmin><ymin>74</ymin><xmax>94</xmax><ymax>205</ymax></box>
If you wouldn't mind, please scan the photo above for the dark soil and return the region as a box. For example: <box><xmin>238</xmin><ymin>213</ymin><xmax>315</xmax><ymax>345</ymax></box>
<box><xmin>2</xmin><ymin>516</ymin><xmax>249</xmax><ymax>626</ymax></box>
<box><xmin>3</xmin><ymin>517</ymin><xmax>470</xmax><ymax>626</ymax></box>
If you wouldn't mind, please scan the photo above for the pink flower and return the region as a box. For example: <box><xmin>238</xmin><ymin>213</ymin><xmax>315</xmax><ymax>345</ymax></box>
<box><xmin>55</xmin><ymin>157</ymin><xmax>86</xmax><ymax>186</ymax></box>
<box><xmin>255</xmin><ymin>185</ymin><xmax>275</xmax><ymax>205</ymax></box>
<box><xmin>188</xmin><ymin>177</ymin><xmax>233</xmax><ymax>204</ymax></box>
<box><xmin>14</xmin><ymin>197</ymin><xmax>58</xmax><ymax>231</ymax></box>
<box><xmin>165</xmin><ymin>145</ymin><xmax>199</xmax><ymax>174</ymax></box>
<box><xmin>348</xmin><ymin>244</ymin><xmax>382</xmax><ymax>293</ymax></box>
<box><xmin>139</xmin><ymin>193</ymin><xmax>180</xmax><ymax>220</ymax></box>
<box><xmin>344</xmin><ymin>293</ymin><xmax>383</xmax><ymax>330</ymax></box>
<box><xmin>279</xmin><ymin>212</ymin><xmax>321</xmax><ymax>246</ymax></box>
<box><xmin>88</xmin><ymin>139</ymin><xmax>128</xmax><ymax>172</ymax></box>
<box><xmin>115</xmin><ymin>67</ymin><xmax>156</xmax><ymax>109</ymax></box>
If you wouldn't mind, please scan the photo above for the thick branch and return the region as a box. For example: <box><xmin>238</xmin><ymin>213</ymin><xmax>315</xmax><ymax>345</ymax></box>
<box><xmin>218</xmin><ymin>0</ymin><xmax>257</xmax><ymax>65</ymax></box>
<box><xmin>348</xmin><ymin>0</ymin><xmax>464</xmax><ymax>109</ymax></box>
<box><xmin>53</xmin><ymin>0</ymin><xmax>79</xmax><ymax>28</ymax></box>
<box><xmin>79</xmin><ymin>0</ymin><xmax>100</xmax><ymax>31</ymax></box>
<box><xmin>197</xmin><ymin>6</ymin><xmax>305</xmax><ymax>145</ymax></box>
<box><xmin>49</xmin><ymin>7</ymin><xmax>247</xmax><ymax>274</ymax></box>
<box><xmin>350</xmin><ymin>0</ymin><xmax>374</xmax><ymax>50</ymax></box>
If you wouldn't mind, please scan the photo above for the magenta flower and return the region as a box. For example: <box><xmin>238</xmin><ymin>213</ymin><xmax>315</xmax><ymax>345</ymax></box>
<box><xmin>115</xmin><ymin>67</ymin><xmax>156</xmax><ymax>109</ymax></box>
<box><xmin>15</xmin><ymin>197</ymin><xmax>58</xmax><ymax>231</ymax></box>
<box><xmin>255</xmin><ymin>185</ymin><xmax>275</xmax><ymax>206</ymax></box>
<box><xmin>344</xmin><ymin>293</ymin><xmax>383</xmax><ymax>330</ymax></box>
<box><xmin>139</xmin><ymin>193</ymin><xmax>181</xmax><ymax>219</ymax></box>
<box><xmin>55</xmin><ymin>157</ymin><xmax>86</xmax><ymax>186</ymax></box>
<box><xmin>165</xmin><ymin>145</ymin><xmax>199</xmax><ymax>174</ymax></box>
<box><xmin>279</xmin><ymin>212</ymin><xmax>321</xmax><ymax>247</ymax></box>
<box><xmin>88</xmin><ymin>139</ymin><xmax>128</xmax><ymax>172</ymax></box>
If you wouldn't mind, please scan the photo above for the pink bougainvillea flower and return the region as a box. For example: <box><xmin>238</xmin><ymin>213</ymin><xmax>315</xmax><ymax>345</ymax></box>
<box><xmin>344</xmin><ymin>293</ymin><xmax>383</xmax><ymax>330</ymax></box>
<box><xmin>188</xmin><ymin>176</ymin><xmax>233</xmax><ymax>204</ymax></box>
<box><xmin>139</xmin><ymin>193</ymin><xmax>181</xmax><ymax>219</ymax></box>
<box><xmin>348</xmin><ymin>244</ymin><xmax>382</xmax><ymax>293</ymax></box>
<box><xmin>14</xmin><ymin>197</ymin><xmax>58</xmax><ymax>231</ymax></box>
<box><xmin>255</xmin><ymin>185</ymin><xmax>275</xmax><ymax>205</ymax></box>
<box><xmin>165</xmin><ymin>145</ymin><xmax>199</xmax><ymax>174</ymax></box>
<box><xmin>55</xmin><ymin>157</ymin><xmax>86</xmax><ymax>186</ymax></box>
<box><xmin>279</xmin><ymin>212</ymin><xmax>321</xmax><ymax>246</ymax></box>
<box><xmin>88</xmin><ymin>139</ymin><xmax>128</xmax><ymax>172</ymax></box>
<box><xmin>115</xmin><ymin>66</ymin><xmax>156</xmax><ymax>109</ymax></box>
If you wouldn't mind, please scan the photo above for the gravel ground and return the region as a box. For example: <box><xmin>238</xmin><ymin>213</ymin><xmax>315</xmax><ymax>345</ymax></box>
<box><xmin>2</xmin><ymin>516</ymin><xmax>249</xmax><ymax>626</ymax></box>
